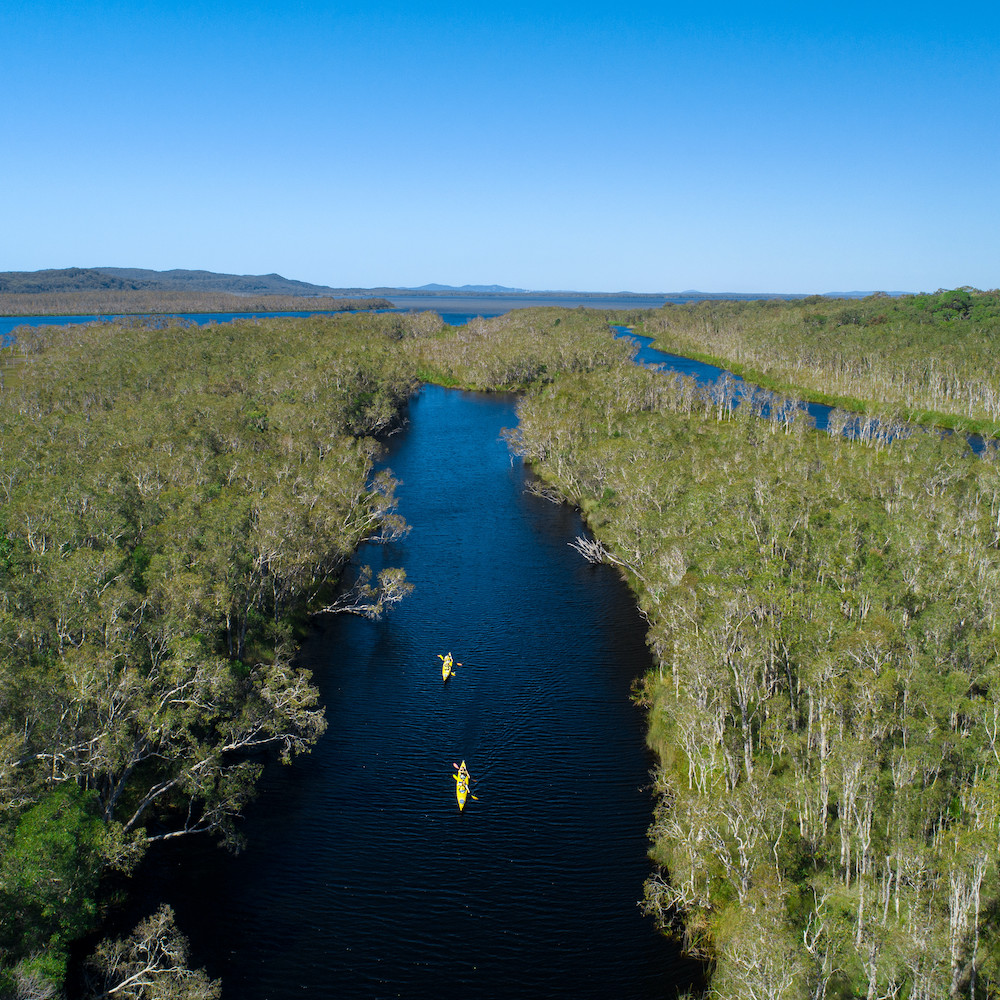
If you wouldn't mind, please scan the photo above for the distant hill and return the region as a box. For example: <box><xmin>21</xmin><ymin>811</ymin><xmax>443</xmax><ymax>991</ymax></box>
<box><xmin>407</xmin><ymin>283</ymin><xmax>529</xmax><ymax>294</ymax></box>
<box><xmin>0</xmin><ymin>268</ymin><xmax>137</xmax><ymax>294</ymax></box>
<box><xmin>0</xmin><ymin>267</ymin><xmax>348</xmax><ymax>297</ymax></box>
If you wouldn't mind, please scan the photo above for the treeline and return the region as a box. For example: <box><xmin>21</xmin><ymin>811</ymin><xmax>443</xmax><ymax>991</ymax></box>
<box><xmin>0</xmin><ymin>267</ymin><xmax>353</xmax><ymax>297</ymax></box>
<box><xmin>0</xmin><ymin>290</ymin><xmax>392</xmax><ymax>318</ymax></box>
<box><xmin>405</xmin><ymin>306</ymin><xmax>640</xmax><ymax>389</ymax></box>
<box><xmin>0</xmin><ymin>312</ymin><xmax>425</xmax><ymax>996</ymax></box>
<box><xmin>506</xmin><ymin>358</ymin><xmax>1000</xmax><ymax>998</ymax></box>
<box><xmin>639</xmin><ymin>288</ymin><xmax>1000</xmax><ymax>436</ymax></box>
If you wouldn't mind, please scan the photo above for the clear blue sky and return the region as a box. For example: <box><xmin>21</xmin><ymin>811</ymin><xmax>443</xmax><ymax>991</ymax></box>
<box><xmin>3</xmin><ymin>1</ymin><xmax>997</xmax><ymax>293</ymax></box>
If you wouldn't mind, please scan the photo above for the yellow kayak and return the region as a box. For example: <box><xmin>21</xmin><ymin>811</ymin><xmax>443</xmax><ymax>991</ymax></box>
<box><xmin>438</xmin><ymin>652</ymin><xmax>461</xmax><ymax>682</ymax></box>
<box><xmin>454</xmin><ymin>760</ymin><xmax>471</xmax><ymax>810</ymax></box>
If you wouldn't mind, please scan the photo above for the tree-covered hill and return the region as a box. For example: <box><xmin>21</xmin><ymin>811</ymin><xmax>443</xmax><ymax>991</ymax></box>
<box><xmin>0</xmin><ymin>268</ymin><xmax>346</xmax><ymax>297</ymax></box>
<box><xmin>0</xmin><ymin>269</ymin><xmax>394</xmax><ymax>318</ymax></box>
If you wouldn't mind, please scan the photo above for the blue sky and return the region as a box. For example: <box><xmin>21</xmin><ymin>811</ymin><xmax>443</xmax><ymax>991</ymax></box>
<box><xmin>2</xmin><ymin>1</ymin><xmax>998</xmax><ymax>293</ymax></box>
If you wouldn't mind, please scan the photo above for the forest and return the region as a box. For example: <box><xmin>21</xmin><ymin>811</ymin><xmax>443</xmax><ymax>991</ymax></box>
<box><xmin>0</xmin><ymin>311</ymin><xmax>427</xmax><ymax>997</ymax></box>
<box><xmin>504</xmin><ymin>289</ymin><xmax>1000</xmax><ymax>999</ymax></box>
<box><xmin>3</xmin><ymin>290</ymin><xmax>1000</xmax><ymax>998</ymax></box>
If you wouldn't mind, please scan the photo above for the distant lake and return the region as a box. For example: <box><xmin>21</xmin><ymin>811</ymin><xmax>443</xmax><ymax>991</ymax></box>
<box><xmin>385</xmin><ymin>293</ymin><xmax>681</xmax><ymax>316</ymax></box>
<box><xmin>0</xmin><ymin>296</ymin><xmax>680</xmax><ymax>343</ymax></box>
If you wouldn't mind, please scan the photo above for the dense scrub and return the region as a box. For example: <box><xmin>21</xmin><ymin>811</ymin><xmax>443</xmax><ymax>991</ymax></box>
<box><xmin>640</xmin><ymin>289</ymin><xmax>1000</xmax><ymax>436</ymax></box>
<box><xmin>508</xmin><ymin>361</ymin><xmax>1000</xmax><ymax>998</ymax></box>
<box><xmin>406</xmin><ymin>306</ymin><xmax>638</xmax><ymax>389</ymax></box>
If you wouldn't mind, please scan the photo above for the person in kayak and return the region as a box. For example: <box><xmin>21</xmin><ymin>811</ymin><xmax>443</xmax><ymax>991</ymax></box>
<box><xmin>439</xmin><ymin>652</ymin><xmax>462</xmax><ymax>681</ymax></box>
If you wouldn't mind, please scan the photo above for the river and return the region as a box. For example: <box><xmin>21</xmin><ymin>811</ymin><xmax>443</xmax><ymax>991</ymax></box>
<box><xmin>123</xmin><ymin>384</ymin><xmax>700</xmax><ymax>999</ymax></box>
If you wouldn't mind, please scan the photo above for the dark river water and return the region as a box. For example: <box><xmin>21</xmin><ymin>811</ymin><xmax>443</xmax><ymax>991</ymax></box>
<box><xmin>126</xmin><ymin>384</ymin><xmax>700</xmax><ymax>999</ymax></box>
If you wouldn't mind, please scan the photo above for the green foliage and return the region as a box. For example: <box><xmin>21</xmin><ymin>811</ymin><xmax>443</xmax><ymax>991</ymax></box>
<box><xmin>0</xmin><ymin>784</ymin><xmax>105</xmax><ymax>988</ymax></box>
<box><xmin>0</xmin><ymin>310</ymin><xmax>425</xmax><ymax>993</ymax></box>
<box><xmin>404</xmin><ymin>307</ymin><xmax>636</xmax><ymax>391</ymax></box>
<box><xmin>935</xmin><ymin>287</ymin><xmax>974</xmax><ymax>317</ymax></box>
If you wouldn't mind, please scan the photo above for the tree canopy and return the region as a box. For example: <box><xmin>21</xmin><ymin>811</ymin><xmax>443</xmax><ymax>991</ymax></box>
<box><xmin>7</xmin><ymin>295</ymin><xmax>1000</xmax><ymax>998</ymax></box>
